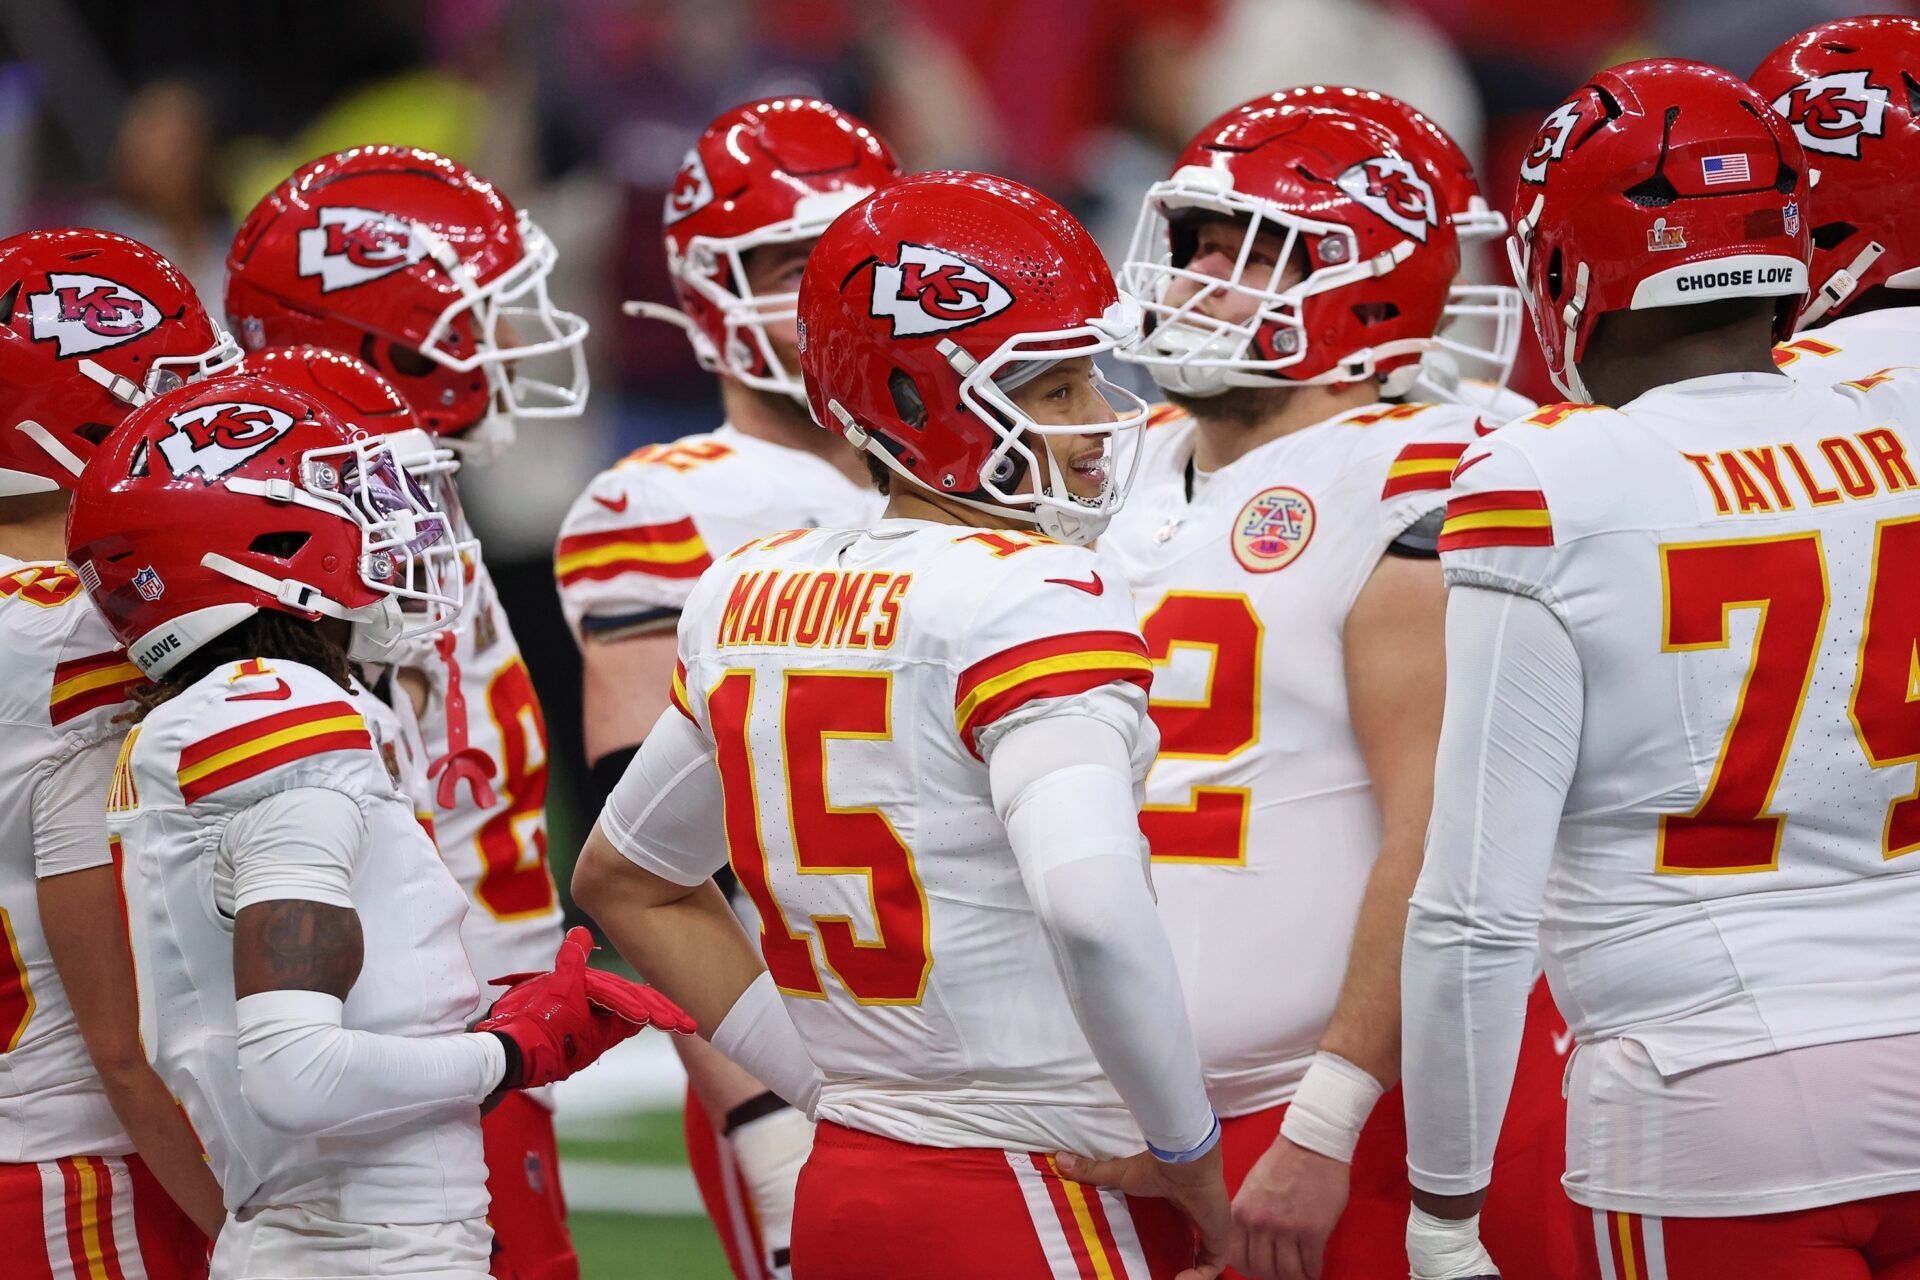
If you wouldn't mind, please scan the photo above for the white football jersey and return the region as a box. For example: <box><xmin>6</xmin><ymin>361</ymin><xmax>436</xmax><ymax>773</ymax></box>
<box><xmin>554</xmin><ymin>424</ymin><xmax>882</xmax><ymax>644</ymax></box>
<box><xmin>664</xmin><ymin>521</ymin><xmax>1158</xmax><ymax>1158</ymax></box>
<box><xmin>1439</xmin><ymin>372</ymin><xmax>1920</xmax><ymax>1078</ymax></box>
<box><xmin>414</xmin><ymin>560</ymin><xmax>564</xmax><ymax>995</ymax></box>
<box><xmin>1100</xmin><ymin>399</ymin><xmax>1488</xmax><ymax>1116</ymax></box>
<box><xmin>0</xmin><ymin>557</ymin><xmax>145</xmax><ymax>1162</ymax></box>
<box><xmin>1776</xmin><ymin>306</ymin><xmax>1920</xmax><ymax>386</ymax></box>
<box><xmin>107</xmin><ymin>660</ymin><xmax>488</xmax><ymax>1222</ymax></box>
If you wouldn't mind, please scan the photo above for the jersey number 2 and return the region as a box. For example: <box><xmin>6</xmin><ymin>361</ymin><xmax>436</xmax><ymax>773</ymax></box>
<box><xmin>710</xmin><ymin>670</ymin><xmax>932</xmax><ymax>1004</ymax></box>
<box><xmin>1138</xmin><ymin>592</ymin><xmax>1262</xmax><ymax>865</ymax></box>
<box><xmin>1661</xmin><ymin>520</ymin><xmax>1920</xmax><ymax>872</ymax></box>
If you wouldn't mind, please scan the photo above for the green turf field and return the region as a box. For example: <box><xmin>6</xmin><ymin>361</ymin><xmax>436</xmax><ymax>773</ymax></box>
<box><xmin>560</xmin><ymin>1108</ymin><xmax>733</xmax><ymax>1278</ymax></box>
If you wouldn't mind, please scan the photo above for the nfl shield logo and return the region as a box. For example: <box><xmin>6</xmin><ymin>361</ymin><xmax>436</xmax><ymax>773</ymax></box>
<box><xmin>1784</xmin><ymin>200</ymin><xmax>1802</xmax><ymax>237</ymax></box>
<box><xmin>1231</xmin><ymin>486</ymin><xmax>1317</xmax><ymax>573</ymax></box>
<box><xmin>132</xmin><ymin>567</ymin><xmax>164</xmax><ymax>601</ymax></box>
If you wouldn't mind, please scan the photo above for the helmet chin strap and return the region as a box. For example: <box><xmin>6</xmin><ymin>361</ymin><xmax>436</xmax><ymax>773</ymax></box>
<box><xmin>1800</xmin><ymin>240</ymin><xmax>1886</xmax><ymax>327</ymax></box>
<box><xmin>827</xmin><ymin>402</ymin><xmax>1108</xmax><ymax>546</ymax></box>
<box><xmin>13</xmin><ymin>420</ymin><xmax>86</xmax><ymax>479</ymax></box>
<box><xmin>201</xmin><ymin>551</ymin><xmax>404</xmax><ymax>662</ymax></box>
<box><xmin>1555</xmin><ymin>259</ymin><xmax>1594</xmax><ymax>404</ymax></box>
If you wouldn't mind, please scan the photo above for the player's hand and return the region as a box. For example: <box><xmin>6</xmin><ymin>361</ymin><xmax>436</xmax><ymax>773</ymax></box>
<box><xmin>477</xmin><ymin>927</ymin><xmax>697</xmax><ymax>1089</ymax></box>
<box><xmin>1055</xmin><ymin>1145</ymin><xmax>1230</xmax><ymax>1280</ymax></box>
<box><xmin>1406</xmin><ymin>1207</ymin><xmax>1500</xmax><ymax>1279</ymax></box>
<box><xmin>1229</xmin><ymin>1133</ymin><xmax>1348</xmax><ymax>1280</ymax></box>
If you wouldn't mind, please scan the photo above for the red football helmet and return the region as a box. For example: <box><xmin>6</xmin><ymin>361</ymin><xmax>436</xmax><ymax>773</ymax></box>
<box><xmin>1261</xmin><ymin>86</ymin><xmax>1521</xmax><ymax>395</ymax></box>
<box><xmin>1119</xmin><ymin>103</ymin><xmax>1460</xmax><ymax>396</ymax></box>
<box><xmin>225</xmin><ymin>146</ymin><xmax>588</xmax><ymax>460</ymax></box>
<box><xmin>1752</xmin><ymin>16</ymin><xmax>1920</xmax><ymax>326</ymax></box>
<box><xmin>1510</xmin><ymin>59</ymin><xmax>1810</xmax><ymax>401</ymax></box>
<box><xmin>235</xmin><ymin>343</ymin><xmax>465</xmax><ymax>542</ymax></box>
<box><xmin>797</xmin><ymin>171</ymin><xmax>1147</xmax><ymax>545</ymax></box>
<box><xmin>626</xmin><ymin>98</ymin><xmax>902</xmax><ymax>400</ymax></box>
<box><xmin>66</xmin><ymin>375</ymin><xmax>473</xmax><ymax>676</ymax></box>
<box><xmin>0</xmin><ymin>229</ymin><xmax>239</xmax><ymax>497</ymax></box>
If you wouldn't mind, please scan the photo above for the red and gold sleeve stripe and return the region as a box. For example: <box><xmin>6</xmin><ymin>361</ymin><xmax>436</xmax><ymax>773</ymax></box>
<box><xmin>177</xmin><ymin>700</ymin><xmax>371</xmax><ymax>804</ymax></box>
<box><xmin>954</xmin><ymin>630</ymin><xmax>1152</xmax><ymax>759</ymax></box>
<box><xmin>1144</xmin><ymin>402</ymin><xmax>1187</xmax><ymax>430</ymax></box>
<box><xmin>50</xmin><ymin>651</ymin><xmax>145</xmax><ymax>726</ymax></box>
<box><xmin>1437</xmin><ymin>489</ymin><xmax>1554</xmax><ymax>551</ymax></box>
<box><xmin>668</xmin><ymin>660</ymin><xmax>695</xmax><ymax>724</ymax></box>
<box><xmin>1381</xmin><ymin>442</ymin><xmax>1470</xmax><ymax>498</ymax></box>
<box><xmin>555</xmin><ymin>518</ymin><xmax>713</xmax><ymax>587</ymax></box>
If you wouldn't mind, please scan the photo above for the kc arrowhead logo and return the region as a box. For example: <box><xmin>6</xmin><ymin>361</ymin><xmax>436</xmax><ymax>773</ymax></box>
<box><xmin>1336</xmin><ymin>156</ymin><xmax>1439</xmax><ymax>242</ymax></box>
<box><xmin>297</xmin><ymin>207</ymin><xmax>427</xmax><ymax>291</ymax></box>
<box><xmin>1773</xmin><ymin>70</ymin><xmax>1889</xmax><ymax>159</ymax></box>
<box><xmin>28</xmin><ymin>274</ymin><xmax>162</xmax><ymax>357</ymax></box>
<box><xmin>155</xmin><ymin>400</ymin><xmax>297</xmax><ymax>480</ymax></box>
<box><xmin>869</xmin><ymin>243</ymin><xmax>1014</xmax><ymax>338</ymax></box>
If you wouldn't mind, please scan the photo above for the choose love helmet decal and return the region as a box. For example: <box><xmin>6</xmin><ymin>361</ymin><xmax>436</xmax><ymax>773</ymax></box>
<box><xmin>1752</xmin><ymin>16</ymin><xmax>1920</xmax><ymax>326</ymax></box>
<box><xmin>1508</xmin><ymin>58</ymin><xmax>1809</xmax><ymax>401</ymax></box>
<box><xmin>66</xmin><ymin>375</ymin><xmax>475</xmax><ymax>676</ymax></box>
<box><xmin>1118</xmin><ymin>103</ymin><xmax>1460</xmax><ymax>397</ymax></box>
<box><xmin>797</xmin><ymin>170</ymin><xmax>1147</xmax><ymax>546</ymax></box>
<box><xmin>625</xmin><ymin>98</ymin><xmax>903</xmax><ymax>401</ymax></box>
<box><xmin>225</xmin><ymin>145</ymin><xmax>589</xmax><ymax>461</ymax></box>
<box><xmin>0</xmin><ymin>229</ymin><xmax>240</xmax><ymax>497</ymax></box>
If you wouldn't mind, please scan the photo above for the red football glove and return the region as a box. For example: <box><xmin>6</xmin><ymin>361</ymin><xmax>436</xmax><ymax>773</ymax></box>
<box><xmin>476</xmin><ymin>927</ymin><xmax>696</xmax><ymax>1089</ymax></box>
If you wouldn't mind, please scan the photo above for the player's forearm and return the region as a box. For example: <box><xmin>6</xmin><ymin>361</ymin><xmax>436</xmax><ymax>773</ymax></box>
<box><xmin>1403</xmin><ymin>586</ymin><xmax>1578</xmax><ymax>1197</ymax></box>
<box><xmin>1316</xmin><ymin>825</ymin><xmax>1423</xmax><ymax>1086</ymax></box>
<box><xmin>235</xmin><ymin>989</ymin><xmax>505</xmax><ymax>1135</ymax></box>
<box><xmin>36</xmin><ymin>866</ymin><xmax>227</xmax><ymax>1235</ymax></box>
<box><xmin>1036</xmin><ymin>856</ymin><xmax>1218</xmax><ymax>1154</ymax></box>
<box><xmin>992</xmin><ymin>717</ymin><xmax>1216</xmax><ymax>1154</ymax></box>
<box><xmin>94</xmin><ymin>1063</ymin><xmax>227</xmax><ymax>1235</ymax></box>
<box><xmin>573</xmin><ymin>837</ymin><xmax>766</xmax><ymax>1035</ymax></box>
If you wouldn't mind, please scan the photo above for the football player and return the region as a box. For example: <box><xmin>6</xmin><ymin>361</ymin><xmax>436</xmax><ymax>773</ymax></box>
<box><xmin>0</xmin><ymin>228</ymin><xmax>238</xmax><ymax>1277</ymax></box>
<box><xmin>1404</xmin><ymin>59</ymin><xmax>1920</xmax><ymax>1279</ymax></box>
<box><xmin>224</xmin><ymin>147</ymin><xmax>587</xmax><ymax>1278</ymax></box>
<box><xmin>1102</xmin><ymin>102</ymin><xmax>1573</xmax><ymax>1280</ymax></box>
<box><xmin>571</xmin><ymin>171</ymin><xmax>1231</xmax><ymax>1280</ymax></box>
<box><xmin>69</xmin><ymin>373</ymin><xmax>691</xmax><ymax>1279</ymax></box>
<box><xmin>553</xmin><ymin>98</ymin><xmax>897</xmax><ymax>1280</ymax></box>
<box><xmin>1752</xmin><ymin>15</ymin><xmax>1920</xmax><ymax>383</ymax></box>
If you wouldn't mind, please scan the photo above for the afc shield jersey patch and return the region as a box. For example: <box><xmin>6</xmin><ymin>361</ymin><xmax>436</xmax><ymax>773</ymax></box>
<box><xmin>1232</xmin><ymin>486</ymin><xmax>1316</xmax><ymax>573</ymax></box>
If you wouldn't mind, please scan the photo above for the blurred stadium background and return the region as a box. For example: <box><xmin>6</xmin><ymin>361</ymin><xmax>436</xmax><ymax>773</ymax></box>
<box><xmin>1</xmin><ymin>0</ymin><xmax>1904</xmax><ymax>1273</ymax></box>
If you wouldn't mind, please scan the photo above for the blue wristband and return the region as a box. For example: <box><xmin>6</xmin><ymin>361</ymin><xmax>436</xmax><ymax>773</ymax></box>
<box><xmin>1147</xmin><ymin>1111</ymin><xmax>1221</xmax><ymax>1164</ymax></box>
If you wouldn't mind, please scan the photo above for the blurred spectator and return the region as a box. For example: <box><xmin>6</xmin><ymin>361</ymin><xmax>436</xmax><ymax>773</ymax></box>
<box><xmin>86</xmin><ymin>78</ymin><xmax>230</xmax><ymax>299</ymax></box>
<box><xmin>1188</xmin><ymin>0</ymin><xmax>1482</xmax><ymax>165</ymax></box>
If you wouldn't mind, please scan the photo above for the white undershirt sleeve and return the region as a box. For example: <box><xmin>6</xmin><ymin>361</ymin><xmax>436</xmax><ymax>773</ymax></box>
<box><xmin>988</xmin><ymin>714</ymin><xmax>1217</xmax><ymax>1157</ymax></box>
<box><xmin>223</xmin><ymin>788</ymin><xmax>506</xmax><ymax>1135</ymax></box>
<box><xmin>222</xmin><ymin>788</ymin><xmax>365</xmax><ymax>912</ymax></box>
<box><xmin>1403</xmin><ymin>585</ymin><xmax>1583</xmax><ymax>1196</ymax></box>
<box><xmin>31</xmin><ymin>733</ymin><xmax>121</xmax><ymax>879</ymax></box>
<box><xmin>599</xmin><ymin>709</ymin><xmax>729</xmax><ymax>887</ymax></box>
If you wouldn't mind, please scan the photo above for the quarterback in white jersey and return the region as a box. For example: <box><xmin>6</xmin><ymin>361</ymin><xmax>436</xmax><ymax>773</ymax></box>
<box><xmin>1404</xmin><ymin>60</ymin><xmax>1920</xmax><ymax>1280</ymax></box>
<box><xmin>557</xmin><ymin>99</ymin><xmax>898</xmax><ymax>1280</ymax></box>
<box><xmin>575</xmin><ymin>172</ymin><xmax>1232</xmax><ymax>1280</ymax></box>
<box><xmin>1114</xmin><ymin>96</ymin><xmax>1572</xmax><ymax>1279</ymax></box>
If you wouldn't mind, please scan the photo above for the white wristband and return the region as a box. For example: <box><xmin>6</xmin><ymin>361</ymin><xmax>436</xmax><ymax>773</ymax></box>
<box><xmin>1278</xmin><ymin>1051</ymin><xmax>1385</xmax><ymax>1164</ymax></box>
<box><xmin>1406</xmin><ymin>1207</ymin><xmax>1499</xmax><ymax>1279</ymax></box>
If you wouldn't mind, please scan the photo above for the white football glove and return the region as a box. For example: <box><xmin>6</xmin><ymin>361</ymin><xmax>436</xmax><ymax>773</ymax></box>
<box><xmin>730</xmin><ymin>1103</ymin><xmax>814</xmax><ymax>1280</ymax></box>
<box><xmin>1407</xmin><ymin>1207</ymin><xmax>1500</xmax><ymax>1280</ymax></box>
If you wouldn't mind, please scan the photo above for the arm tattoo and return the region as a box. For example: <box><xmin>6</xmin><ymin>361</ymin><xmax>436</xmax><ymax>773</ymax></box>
<box><xmin>233</xmin><ymin>899</ymin><xmax>364</xmax><ymax>1000</ymax></box>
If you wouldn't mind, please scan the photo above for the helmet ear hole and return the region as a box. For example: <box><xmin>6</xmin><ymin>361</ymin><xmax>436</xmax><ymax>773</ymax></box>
<box><xmin>386</xmin><ymin>343</ymin><xmax>437</xmax><ymax>379</ymax></box>
<box><xmin>248</xmin><ymin>532</ymin><xmax>312</xmax><ymax>560</ymax></box>
<box><xmin>0</xmin><ymin>280</ymin><xmax>17</xmax><ymax>324</ymax></box>
<box><xmin>1812</xmin><ymin>221</ymin><xmax>1858</xmax><ymax>251</ymax></box>
<box><xmin>1547</xmin><ymin>247</ymin><xmax>1565</xmax><ymax>301</ymax></box>
<box><xmin>887</xmin><ymin>369</ymin><xmax>927</xmax><ymax>430</ymax></box>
